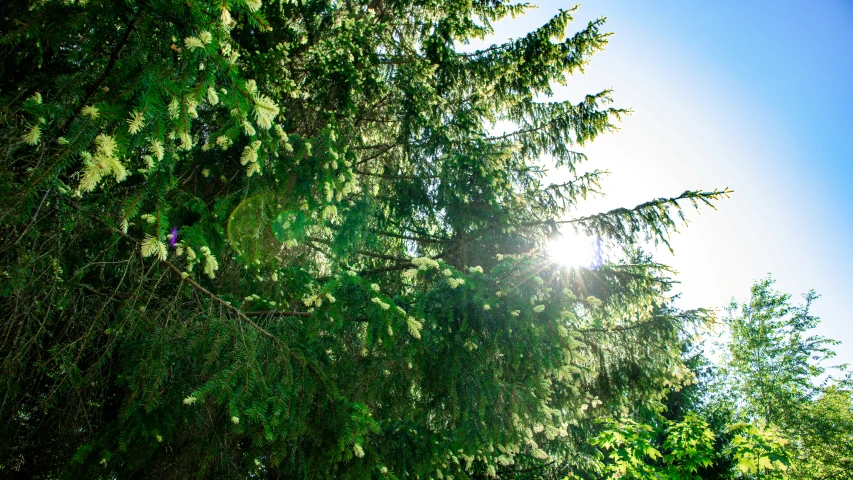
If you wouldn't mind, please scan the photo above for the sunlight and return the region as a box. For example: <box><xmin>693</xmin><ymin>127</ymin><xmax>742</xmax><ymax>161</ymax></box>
<box><xmin>547</xmin><ymin>230</ymin><xmax>603</xmax><ymax>269</ymax></box>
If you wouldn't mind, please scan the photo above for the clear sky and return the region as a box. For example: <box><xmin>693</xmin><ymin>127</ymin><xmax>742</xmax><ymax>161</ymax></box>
<box><xmin>469</xmin><ymin>1</ymin><xmax>853</xmax><ymax>367</ymax></box>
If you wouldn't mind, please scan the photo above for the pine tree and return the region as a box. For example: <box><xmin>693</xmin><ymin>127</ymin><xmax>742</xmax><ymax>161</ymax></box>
<box><xmin>0</xmin><ymin>1</ymin><xmax>727</xmax><ymax>478</ymax></box>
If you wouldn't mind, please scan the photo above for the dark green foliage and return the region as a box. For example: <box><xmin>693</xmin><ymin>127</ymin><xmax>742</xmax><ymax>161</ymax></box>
<box><xmin>0</xmin><ymin>0</ymin><xmax>726</xmax><ymax>478</ymax></box>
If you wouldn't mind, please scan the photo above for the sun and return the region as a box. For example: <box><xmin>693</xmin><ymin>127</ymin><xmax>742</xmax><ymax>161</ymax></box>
<box><xmin>547</xmin><ymin>230</ymin><xmax>602</xmax><ymax>268</ymax></box>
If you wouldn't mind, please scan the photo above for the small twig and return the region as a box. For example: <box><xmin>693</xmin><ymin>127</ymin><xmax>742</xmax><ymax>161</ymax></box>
<box><xmin>14</xmin><ymin>187</ymin><xmax>51</xmax><ymax>245</ymax></box>
<box><xmin>81</xmin><ymin>284</ymin><xmax>132</xmax><ymax>300</ymax></box>
<box><xmin>243</xmin><ymin>310</ymin><xmax>311</xmax><ymax>318</ymax></box>
<box><xmin>305</xmin><ymin>236</ymin><xmax>411</xmax><ymax>263</ymax></box>
<box><xmin>160</xmin><ymin>260</ymin><xmax>276</xmax><ymax>339</ymax></box>
<box><xmin>77</xmin><ymin>202</ymin><xmax>278</xmax><ymax>339</ymax></box>
<box><xmin>369</xmin><ymin>230</ymin><xmax>449</xmax><ymax>244</ymax></box>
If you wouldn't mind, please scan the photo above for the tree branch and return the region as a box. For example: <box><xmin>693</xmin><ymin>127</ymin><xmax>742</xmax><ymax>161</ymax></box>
<box><xmin>59</xmin><ymin>11</ymin><xmax>145</xmax><ymax>134</ymax></box>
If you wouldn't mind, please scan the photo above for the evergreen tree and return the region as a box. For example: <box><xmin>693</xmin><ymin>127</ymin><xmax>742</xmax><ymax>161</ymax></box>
<box><xmin>0</xmin><ymin>1</ymin><xmax>727</xmax><ymax>477</ymax></box>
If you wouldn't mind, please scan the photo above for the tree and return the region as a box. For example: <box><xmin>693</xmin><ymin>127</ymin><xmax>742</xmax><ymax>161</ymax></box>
<box><xmin>726</xmin><ymin>423</ymin><xmax>790</xmax><ymax>479</ymax></box>
<box><xmin>791</xmin><ymin>387</ymin><xmax>853</xmax><ymax>479</ymax></box>
<box><xmin>659</xmin><ymin>343</ymin><xmax>752</xmax><ymax>480</ymax></box>
<box><xmin>712</xmin><ymin>276</ymin><xmax>849</xmax><ymax>479</ymax></box>
<box><xmin>589</xmin><ymin>277</ymin><xmax>851</xmax><ymax>480</ymax></box>
<box><xmin>0</xmin><ymin>1</ymin><xmax>726</xmax><ymax>478</ymax></box>
<box><xmin>718</xmin><ymin>276</ymin><xmax>840</xmax><ymax>428</ymax></box>
<box><xmin>591</xmin><ymin>413</ymin><xmax>716</xmax><ymax>480</ymax></box>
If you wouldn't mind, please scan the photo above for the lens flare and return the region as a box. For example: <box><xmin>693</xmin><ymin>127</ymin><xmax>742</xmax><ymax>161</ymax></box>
<box><xmin>548</xmin><ymin>231</ymin><xmax>603</xmax><ymax>269</ymax></box>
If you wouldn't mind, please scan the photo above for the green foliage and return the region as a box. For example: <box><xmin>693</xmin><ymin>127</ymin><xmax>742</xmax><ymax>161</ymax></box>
<box><xmin>591</xmin><ymin>413</ymin><xmax>715</xmax><ymax>480</ymax></box>
<box><xmin>592</xmin><ymin>418</ymin><xmax>662</xmax><ymax>479</ymax></box>
<box><xmin>790</xmin><ymin>387</ymin><xmax>853</xmax><ymax>479</ymax></box>
<box><xmin>707</xmin><ymin>276</ymin><xmax>851</xmax><ymax>479</ymax></box>
<box><xmin>588</xmin><ymin>275</ymin><xmax>853</xmax><ymax>480</ymax></box>
<box><xmin>0</xmin><ymin>0</ymin><xmax>727</xmax><ymax>478</ymax></box>
<box><xmin>661</xmin><ymin>413</ymin><xmax>715</xmax><ymax>479</ymax></box>
<box><xmin>727</xmin><ymin>423</ymin><xmax>790</xmax><ymax>478</ymax></box>
<box><xmin>719</xmin><ymin>276</ymin><xmax>841</xmax><ymax>428</ymax></box>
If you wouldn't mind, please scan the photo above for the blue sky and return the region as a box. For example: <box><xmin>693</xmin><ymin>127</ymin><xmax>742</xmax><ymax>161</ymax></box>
<box><xmin>471</xmin><ymin>1</ymin><xmax>853</xmax><ymax>367</ymax></box>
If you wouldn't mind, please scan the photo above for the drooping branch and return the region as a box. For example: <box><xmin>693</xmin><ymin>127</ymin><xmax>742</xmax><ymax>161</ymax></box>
<box><xmin>78</xmin><ymin>203</ymin><xmax>280</xmax><ymax>340</ymax></box>
<box><xmin>305</xmin><ymin>236</ymin><xmax>411</xmax><ymax>262</ymax></box>
<box><xmin>243</xmin><ymin>310</ymin><xmax>311</xmax><ymax>318</ymax></box>
<box><xmin>525</xmin><ymin>189</ymin><xmax>733</xmax><ymax>251</ymax></box>
<box><xmin>370</xmin><ymin>230</ymin><xmax>450</xmax><ymax>244</ymax></box>
<box><xmin>160</xmin><ymin>260</ymin><xmax>276</xmax><ymax>339</ymax></box>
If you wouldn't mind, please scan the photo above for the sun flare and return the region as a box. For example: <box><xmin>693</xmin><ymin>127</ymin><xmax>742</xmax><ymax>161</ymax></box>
<box><xmin>547</xmin><ymin>231</ymin><xmax>602</xmax><ymax>268</ymax></box>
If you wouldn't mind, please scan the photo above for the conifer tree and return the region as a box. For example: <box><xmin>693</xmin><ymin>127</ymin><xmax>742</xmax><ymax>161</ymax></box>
<box><xmin>0</xmin><ymin>1</ymin><xmax>727</xmax><ymax>477</ymax></box>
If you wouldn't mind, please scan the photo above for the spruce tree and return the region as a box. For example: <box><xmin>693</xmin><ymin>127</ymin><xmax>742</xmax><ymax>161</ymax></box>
<box><xmin>0</xmin><ymin>1</ymin><xmax>727</xmax><ymax>477</ymax></box>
